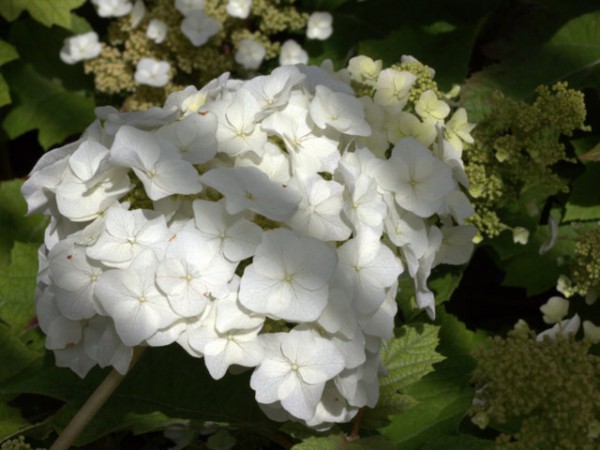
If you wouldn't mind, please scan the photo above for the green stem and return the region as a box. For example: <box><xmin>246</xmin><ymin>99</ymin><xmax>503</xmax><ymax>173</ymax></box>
<box><xmin>49</xmin><ymin>346</ymin><xmax>146</xmax><ymax>450</ymax></box>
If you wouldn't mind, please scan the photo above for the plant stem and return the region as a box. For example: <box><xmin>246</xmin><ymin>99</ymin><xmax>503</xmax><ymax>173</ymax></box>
<box><xmin>50</xmin><ymin>346</ymin><xmax>146</xmax><ymax>450</ymax></box>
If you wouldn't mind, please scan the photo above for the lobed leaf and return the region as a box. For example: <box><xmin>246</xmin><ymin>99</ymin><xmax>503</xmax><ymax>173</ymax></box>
<box><xmin>2</xmin><ymin>63</ymin><xmax>95</xmax><ymax>150</ymax></box>
<box><xmin>380</xmin><ymin>311</ymin><xmax>485</xmax><ymax>449</ymax></box>
<box><xmin>379</xmin><ymin>324</ymin><xmax>445</xmax><ymax>392</ymax></box>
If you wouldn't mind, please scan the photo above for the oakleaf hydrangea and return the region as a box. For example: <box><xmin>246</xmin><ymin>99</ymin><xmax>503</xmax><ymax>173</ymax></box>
<box><xmin>23</xmin><ymin>56</ymin><xmax>476</xmax><ymax>428</ymax></box>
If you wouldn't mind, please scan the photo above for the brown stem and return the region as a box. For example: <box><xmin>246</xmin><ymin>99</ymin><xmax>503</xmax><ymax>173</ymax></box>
<box><xmin>350</xmin><ymin>407</ymin><xmax>366</xmax><ymax>440</ymax></box>
<box><xmin>49</xmin><ymin>346</ymin><xmax>146</xmax><ymax>450</ymax></box>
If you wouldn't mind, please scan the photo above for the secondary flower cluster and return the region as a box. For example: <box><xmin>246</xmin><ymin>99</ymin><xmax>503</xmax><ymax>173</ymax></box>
<box><xmin>60</xmin><ymin>0</ymin><xmax>333</xmax><ymax>110</ymax></box>
<box><xmin>23</xmin><ymin>57</ymin><xmax>474</xmax><ymax>427</ymax></box>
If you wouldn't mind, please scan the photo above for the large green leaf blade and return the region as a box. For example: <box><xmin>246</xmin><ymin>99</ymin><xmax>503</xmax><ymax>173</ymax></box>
<box><xmin>461</xmin><ymin>11</ymin><xmax>600</xmax><ymax>121</ymax></box>
<box><xmin>0</xmin><ymin>242</ymin><xmax>39</xmax><ymax>333</ymax></box>
<box><xmin>2</xmin><ymin>63</ymin><xmax>95</xmax><ymax>149</ymax></box>
<box><xmin>0</xmin><ymin>0</ymin><xmax>86</xmax><ymax>29</ymax></box>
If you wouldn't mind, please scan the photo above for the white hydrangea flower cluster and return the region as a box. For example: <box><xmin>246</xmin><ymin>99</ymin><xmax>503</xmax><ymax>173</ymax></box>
<box><xmin>23</xmin><ymin>57</ymin><xmax>475</xmax><ymax>428</ymax></box>
<box><xmin>61</xmin><ymin>1</ymin><xmax>333</xmax><ymax>86</ymax></box>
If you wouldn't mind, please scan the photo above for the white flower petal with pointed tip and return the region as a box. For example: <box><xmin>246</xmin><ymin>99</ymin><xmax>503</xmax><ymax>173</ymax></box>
<box><xmin>250</xmin><ymin>329</ymin><xmax>345</xmax><ymax>420</ymax></box>
<box><xmin>434</xmin><ymin>225</ymin><xmax>477</xmax><ymax>266</ymax></box>
<box><xmin>239</xmin><ymin>229</ymin><xmax>337</xmax><ymax>322</ymax></box>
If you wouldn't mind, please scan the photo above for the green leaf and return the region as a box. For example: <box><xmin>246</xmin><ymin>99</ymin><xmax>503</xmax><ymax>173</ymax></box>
<box><xmin>420</xmin><ymin>434</ymin><xmax>496</xmax><ymax>450</ymax></box>
<box><xmin>292</xmin><ymin>434</ymin><xmax>393</xmax><ymax>450</ymax></box>
<box><xmin>461</xmin><ymin>11</ymin><xmax>600</xmax><ymax>121</ymax></box>
<box><xmin>0</xmin><ymin>242</ymin><xmax>39</xmax><ymax>333</ymax></box>
<box><xmin>0</xmin><ymin>402</ymin><xmax>31</xmax><ymax>438</ymax></box>
<box><xmin>0</xmin><ymin>324</ymin><xmax>42</xmax><ymax>383</ymax></box>
<box><xmin>0</xmin><ymin>40</ymin><xmax>19</xmax><ymax>66</ymax></box>
<box><xmin>361</xmin><ymin>392</ymin><xmax>418</xmax><ymax>429</ymax></box>
<box><xmin>380</xmin><ymin>311</ymin><xmax>486</xmax><ymax>449</ymax></box>
<box><xmin>0</xmin><ymin>74</ymin><xmax>10</xmax><ymax>107</ymax></box>
<box><xmin>564</xmin><ymin>163</ymin><xmax>600</xmax><ymax>222</ymax></box>
<box><xmin>379</xmin><ymin>324</ymin><xmax>445</xmax><ymax>392</ymax></box>
<box><xmin>2</xmin><ymin>63</ymin><xmax>95</xmax><ymax>149</ymax></box>
<box><xmin>358</xmin><ymin>17</ymin><xmax>487</xmax><ymax>90</ymax></box>
<box><xmin>0</xmin><ymin>39</ymin><xmax>19</xmax><ymax>107</ymax></box>
<box><xmin>0</xmin><ymin>0</ymin><xmax>86</xmax><ymax>29</ymax></box>
<box><xmin>0</xmin><ymin>179</ymin><xmax>48</xmax><ymax>267</ymax></box>
<box><xmin>500</xmin><ymin>224</ymin><xmax>579</xmax><ymax>295</ymax></box>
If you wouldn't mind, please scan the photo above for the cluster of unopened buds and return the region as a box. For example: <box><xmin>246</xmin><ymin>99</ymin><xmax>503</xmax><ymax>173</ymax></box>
<box><xmin>60</xmin><ymin>0</ymin><xmax>334</xmax><ymax>83</ymax></box>
<box><xmin>23</xmin><ymin>55</ymin><xmax>476</xmax><ymax>427</ymax></box>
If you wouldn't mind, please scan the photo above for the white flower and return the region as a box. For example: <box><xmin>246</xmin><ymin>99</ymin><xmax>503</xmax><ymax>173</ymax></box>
<box><xmin>374</xmin><ymin>137</ymin><xmax>455</xmax><ymax>218</ymax></box>
<box><xmin>181</xmin><ymin>10</ymin><xmax>220</xmax><ymax>46</ymax></box>
<box><xmin>239</xmin><ymin>229</ymin><xmax>337</xmax><ymax>322</ymax></box>
<box><xmin>146</xmin><ymin>19</ymin><xmax>168</xmax><ymax>44</ymax></box>
<box><xmin>335</xmin><ymin>234</ymin><xmax>403</xmax><ymax>315</ymax></box>
<box><xmin>287</xmin><ymin>174</ymin><xmax>351</xmax><ymax>242</ymax></box>
<box><xmin>414</xmin><ymin>90</ymin><xmax>450</xmax><ymax>122</ymax></box>
<box><xmin>306</xmin><ymin>12</ymin><xmax>333</xmax><ymax>40</ymax></box>
<box><xmin>94</xmin><ymin>254</ymin><xmax>180</xmax><ymax>346</ymax></box>
<box><xmin>226</xmin><ymin>0</ymin><xmax>252</xmax><ymax>19</ymax></box>
<box><xmin>235</xmin><ymin>39</ymin><xmax>266</xmax><ymax>70</ymax></box>
<box><xmin>86</xmin><ymin>208</ymin><xmax>170</xmax><ymax>268</ymax></box>
<box><xmin>189</xmin><ymin>320</ymin><xmax>263</xmax><ymax>379</ymax></box>
<box><xmin>60</xmin><ymin>32</ymin><xmax>102</xmax><ymax>64</ymax></box>
<box><xmin>347</xmin><ymin>56</ymin><xmax>382</xmax><ymax>86</ymax></box>
<box><xmin>175</xmin><ymin>0</ymin><xmax>205</xmax><ymax>15</ymax></box>
<box><xmin>540</xmin><ymin>296</ymin><xmax>569</xmax><ymax>324</ymax></box>
<box><xmin>110</xmin><ymin>125</ymin><xmax>202</xmax><ymax>200</ymax></box>
<box><xmin>156</xmin><ymin>225</ymin><xmax>233</xmax><ymax>317</ymax></box>
<box><xmin>92</xmin><ymin>0</ymin><xmax>133</xmax><ymax>17</ymax></box>
<box><xmin>583</xmin><ymin>320</ymin><xmax>600</xmax><ymax>343</ymax></box>
<box><xmin>279</xmin><ymin>40</ymin><xmax>308</xmax><ymax>66</ymax></box>
<box><xmin>250</xmin><ymin>329</ymin><xmax>345</xmax><ymax>420</ymax></box>
<box><xmin>134</xmin><ymin>58</ymin><xmax>171</xmax><ymax>87</ymax></box>
<box><xmin>373</xmin><ymin>69</ymin><xmax>417</xmax><ymax>109</ymax></box>
<box><xmin>309</xmin><ymin>85</ymin><xmax>371</xmax><ymax>136</ymax></box>
<box><xmin>193</xmin><ymin>199</ymin><xmax>262</xmax><ymax>261</ymax></box>
<box><xmin>537</xmin><ymin>314</ymin><xmax>580</xmax><ymax>342</ymax></box>
<box><xmin>512</xmin><ymin>226</ymin><xmax>530</xmax><ymax>245</ymax></box>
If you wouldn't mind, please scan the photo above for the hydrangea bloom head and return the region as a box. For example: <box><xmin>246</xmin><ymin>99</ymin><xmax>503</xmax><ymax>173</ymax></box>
<box><xmin>24</xmin><ymin>57</ymin><xmax>475</xmax><ymax>427</ymax></box>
